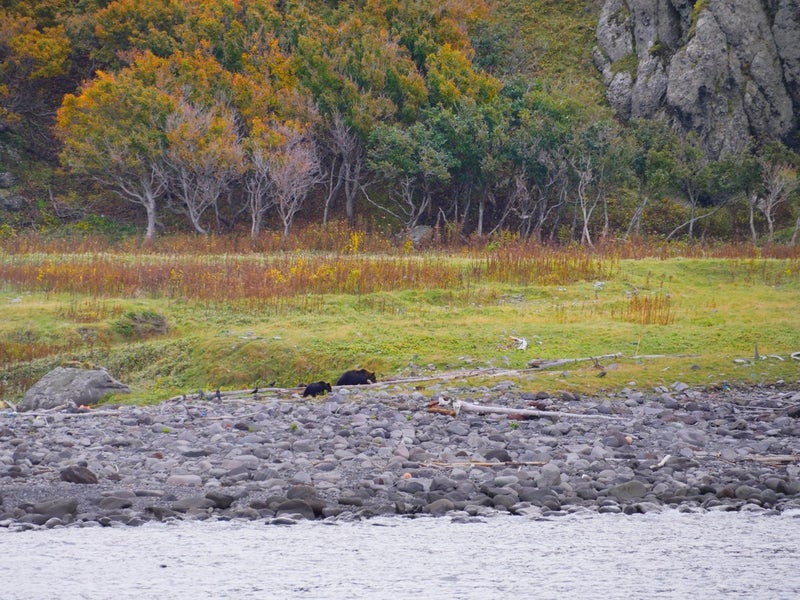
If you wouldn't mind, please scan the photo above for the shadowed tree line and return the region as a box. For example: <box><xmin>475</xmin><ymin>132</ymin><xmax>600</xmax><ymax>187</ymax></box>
<box><xmin>1</xmin><ymin>0</ymin><xmax>798</xmax><ymax>245</ymax></box>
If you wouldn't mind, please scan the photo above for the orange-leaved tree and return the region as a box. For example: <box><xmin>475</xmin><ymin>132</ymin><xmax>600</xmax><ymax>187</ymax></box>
<box><xmin>55</xmin><ymin>52</ymin><xmax>175</xmax><ymax>243</ymax></box>
<box><xmin>158</xmin><ymin>51</ymin><xmax>245</xmax><ymax>234</ymax></box>
<box><xmin>0</xmin><ymin>9</ymin><xmax>71</xmax><ymax>140</ymax></box>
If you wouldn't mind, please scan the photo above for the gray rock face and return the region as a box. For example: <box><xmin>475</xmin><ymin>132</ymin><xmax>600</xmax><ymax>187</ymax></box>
<box><xmin>20</xmin><ymin>367</ymin><xmax>130</xmax><ymax>412</ymax></box>
<box><xmin>774</xmin><ymin>0</ymin><xmax>800</xmax><ymax>105</ymax></box>
<box><xmin>595</xmin><ymin>0</ymin><xmax>800</xmax><ymax>157</ymax></box>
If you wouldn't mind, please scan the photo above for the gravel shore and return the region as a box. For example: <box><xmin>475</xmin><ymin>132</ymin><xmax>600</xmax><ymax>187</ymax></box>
<box><xmin>2</xmin><ymin>377</ymin><xmax>800</xmax><ymax>530</ymax></box>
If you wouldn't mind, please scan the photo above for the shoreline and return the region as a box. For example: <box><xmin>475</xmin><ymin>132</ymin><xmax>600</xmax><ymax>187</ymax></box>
<box><xmin>2</xmin><ymin>379</ymin><xmax>800</xmax><ymax>530</ymax></box>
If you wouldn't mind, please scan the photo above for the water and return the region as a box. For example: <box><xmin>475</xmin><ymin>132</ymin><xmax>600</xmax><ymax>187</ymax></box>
<box><xmin>3</xmin><ymin>511</ymin><xmax>800</xmax><ymax>599</ymax></box>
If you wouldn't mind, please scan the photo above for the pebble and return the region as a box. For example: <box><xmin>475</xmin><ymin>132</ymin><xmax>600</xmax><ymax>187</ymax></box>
<box><xmin>1</xmin><ymin>382</ymin><xmax>800</xmax><ymax>529</ymax></box>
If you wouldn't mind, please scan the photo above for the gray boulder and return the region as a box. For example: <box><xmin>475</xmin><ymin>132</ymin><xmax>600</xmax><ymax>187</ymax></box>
<box><xmin>607</xmin><ymin>480</ymin><xmax>649</xmax><ymax>501</ymax></box>
<box><xmin>0</xmin><ymin>190</ymin><xmax>25</xmax><ymax>211</ymax></box>
<box><xmin>60</xmin><ymin>465</ymin><xmax>99</xmax><ymax>484</ymax></box>
<box><xmin>20</xmin><ymin>366</ymin><xmax>130</xmax><ymax>412</ymax></box>
<box><xmin>0</xmin><ymin>171</ymin><xmax>14</xmax><ymax>188</ymax></box>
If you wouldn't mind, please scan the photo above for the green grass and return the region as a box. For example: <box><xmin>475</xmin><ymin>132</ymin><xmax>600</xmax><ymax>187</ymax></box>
<box><xmin>1</xmin><ymin>247</ymin><xmax>798</xmax><ymax>405</ymax></box>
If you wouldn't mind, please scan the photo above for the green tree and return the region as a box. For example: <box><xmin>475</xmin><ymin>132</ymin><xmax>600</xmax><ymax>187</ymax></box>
<box><xmin>425</xmin><ymin>43</ymin><xmax>500</xmax><ymax>109</ymax></box>
<box><xmin>567</xmin><ymin>119</ymin><xmax>623</xmax><ymax>246</ymax></box>
<box><xmin>506</xmin><ymin>88</ymin><xmax>580</xmax><ymax>241</ymax></box>
<box><xmin>424</xmin><ymin>96</ymin><xmax>511</xmax><ymax>236</ymax></box>
<box><xmin>0</xmin><ymin>10</ymin><xmax>71</xmax><ymax>137</ymax></box>
<box><xmin>376</xmin><ymin>0</ymin><xmax>483</xmax><ymax>70</ymax></box>
<box><xmin>666</xmin><ymin>133</ymin><xmax>722</xmax><ymax>241</ymax></box>
<box><xmin>713</xmin><ymin>150</ymin><xmax>762</xmax><ymax>243</ymax></box>
<box><xmin>366</xmin><ymin>120</ymin><xmax>456</xmax><ymax>227</ymax></box>
<box><xmin>294</xmin><ymin>13</ymin><xmax>427</xmax><ymax>224</ymax></box>
<box><xmin>622</xmin><ymin>119</ymin><xmax>677</xmax><ymax>238</ymax></box>
<box><xmin>93</xmin><ymin>0</ymin><xmax>185</xmax><ymax>67</ymax></box>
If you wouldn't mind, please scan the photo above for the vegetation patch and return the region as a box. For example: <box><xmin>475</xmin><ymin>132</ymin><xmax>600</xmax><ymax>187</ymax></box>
<box><xmin>611</xmin><ymin>52</ymin><xmax>639</xmax><ymax>79</ymax></box>
<box><xmin>111</xmin><ymin>311</ymin><xmax>168</xmax><ymax>340</ymax></box>
<box><xmin>1</xmin><ymin>237</ymin><xmax>798</xmax><ymax>404</ymax></box>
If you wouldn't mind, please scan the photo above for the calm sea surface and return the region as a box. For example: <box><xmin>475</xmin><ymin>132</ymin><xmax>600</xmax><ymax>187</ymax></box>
<box><xmin>3</xmin><ymin>511</ymin><xmax>800</xmax><ymax>599</ymax></box>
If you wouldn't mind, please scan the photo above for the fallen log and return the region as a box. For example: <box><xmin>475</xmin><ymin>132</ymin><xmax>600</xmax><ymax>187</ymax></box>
<box><xmin>4</xmin><ymin>409</ymin><xmax>122</xmax><ymax>418</ymax></box>
<box><xmin>452</xmin><ymin>400</ymin><xmax>626</xmax><ymax>420</ymax></box>
<box><xmin>527</xmin><ymin>352</ymin><xmax>622</xmax><ymax>369</ymax></box>
<box><xmin>423</xmin><ymin>460</ymin><xmax>547</xmax><ymax>468</ymax></box>
<box><xmin>691</xmin><ymin>451</ymin><xmax>800</xmax><ymax>465</ymax></box>
<box><xmin>379</xmin><ymin>367</ymin><xmax>525</xmax><ymax>385</ymax></box>
<box><xmin>629</xmin><ymin>353</ymin><xmax>701</xmax><ymax>360</ymax></box>
<box><xmin>427</xmin><ymin>404</ymin><xmax>457</xmax><ymax>417</ymax></box>
<box><xmin>651</xmin><ymin>454</ymin><xmax>672</xmax><ymax>470</ymax></box>
<box><xmin>165</xmin><ymin>386</ymin><xmax>301</xmax><ymax>402</ymax></box>
<box><xmin>744</xmin><ymin>454</ymin><xmax>800</xmax><ymax>465</ymax></box>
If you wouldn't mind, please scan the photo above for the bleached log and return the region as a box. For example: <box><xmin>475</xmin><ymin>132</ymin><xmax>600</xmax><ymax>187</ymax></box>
<box><xmin>745</xmin><ymin>454</ymin><xmax>800</xmax><ymax>464</ymax></box>
<box><xmin>629</xmin><ymin>353</ymin><xmax>701</xmax><ymax>360</ymax></box>
<box><xmin>528</xmin><ymin>352</ymin><xmax>622</xmax><ymax>369</ymax></box>
<box><xmin>453</xmin><ymin>400</ymin><xmax>625</xmax><ymax>420</ymax></box>
<box><xmin>8</xmin><ymin>409</ymin><xmax>122</xmax><ymax>418</ymax></box>
<box><xmin>424</xmin><ymin>460</ymin><xmax>547</xmax><ymax>468</ymax></box>
<box><xmin>651</xmin><ymin>454</ymin><xmax>672</xmax><ymax>470</ymax></box>
<box><xmin>165</xmin><ymin>386</ymin><xmax>299</xmax><ymax>402</ymax></box>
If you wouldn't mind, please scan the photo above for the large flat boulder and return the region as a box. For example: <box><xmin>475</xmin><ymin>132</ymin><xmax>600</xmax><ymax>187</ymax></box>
<box><xmin>20</xmin><ymin>367</ymin><xmax>130</xmax><ymax>412</ymax></box>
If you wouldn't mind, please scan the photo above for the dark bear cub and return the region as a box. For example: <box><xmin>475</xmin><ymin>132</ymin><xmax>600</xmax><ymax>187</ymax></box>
<box><xmin>302</xmin><ymin>381</ymin><xmax>332</xmax><ymax>397</ymax></box>
<box><xmin>336</xmin><ymin>369</ymin><xmax>377</xmax><ymax>386</ymax></box>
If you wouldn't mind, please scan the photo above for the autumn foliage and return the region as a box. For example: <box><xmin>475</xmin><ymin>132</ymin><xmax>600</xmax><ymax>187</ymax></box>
<box><xmin>1</xmin><ymin>0</ymin><xmax>799</xmax><ymax>245</ymax></box>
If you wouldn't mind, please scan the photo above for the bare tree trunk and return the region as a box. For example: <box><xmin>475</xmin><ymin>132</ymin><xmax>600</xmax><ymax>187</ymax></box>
<box><xmin>344</xmin><ymin>155</ymin><xmax>363</xmax><ymax>224</ymax></box>
<box><xmin>748</xmin><ymin>192</ymin><xmax>759</xmax><ymax>245</ymax></box>
<box><xmin>108</xmin><ymin>163</ymin><xmax>166</xmax><ymax>246</ymax></box>
<box><xmin>246</xmin><ymin>151</ymin><xmax>273</xmax><ymax>239</ymax></box>
<box><xmin>322</xmin><ymin>153</ymin><xmax>341</xmax><ymax>224</ymax></box>
<box><xmin>269</xmin><ymin>128</ymin><xmax>322</xmax><ymax>239</ymax></box>
<box><xmin>626</xmin><ymin>194</ymin><xmax>648</xmax><ymax>238</ymax></box>
<box><xmin>323</xmin><ymin>113</ymin><xmax>363</xmax><ymax>225</ymax></box>
<box><xmin>572</xmin><ymin>159</ymin><xmax>595</xmax><ymax>247</ymax></box>
<box><xmin>144</xmin><ymin>199</ymin><xmax>157</xmax><ymax>244</ymax></box>
<box><xmin>460</xmin><ymin>195</ymin><xmax>471</xmax><ymax>236</ymax></box>
<box><xmin>667</xmin><ymin>201</ymin><xmax>727</xmax><ymax>241</ymax></box>
<box><xmin>756</xmin><ymin>161</ymin><xmax>798</xmax><ymax>244</ymax></box>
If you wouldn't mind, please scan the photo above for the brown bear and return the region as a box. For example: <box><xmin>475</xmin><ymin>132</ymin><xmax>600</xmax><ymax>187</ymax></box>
<box><xmin>336</xmin><ymin>369</ymin><xmax>376</xmax><ymax>386</ymax></box>
<box><xmin>302</xmin><ymin>381</ymin><xmax>332</xmax><ymax>397</ymax></box>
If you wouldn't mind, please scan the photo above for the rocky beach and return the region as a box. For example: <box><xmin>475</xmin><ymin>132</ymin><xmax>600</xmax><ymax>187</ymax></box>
<box><xmin>3</xmin><ymin>376</ymin><xmax>800</xmax><ymax>531</ymax></box>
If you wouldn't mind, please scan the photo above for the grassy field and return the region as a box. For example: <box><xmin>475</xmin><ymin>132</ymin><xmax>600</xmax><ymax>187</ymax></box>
<box><xmin>1</xmin><ymin>233</ymin><xmax>799</xmax><ymax>405</ymax></box>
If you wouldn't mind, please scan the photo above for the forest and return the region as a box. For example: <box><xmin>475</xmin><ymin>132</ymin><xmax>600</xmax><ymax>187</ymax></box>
<box><xmin>1</xmin><ymin>0</ymin><xmax>799</xmax><ymax>246</ymax></box>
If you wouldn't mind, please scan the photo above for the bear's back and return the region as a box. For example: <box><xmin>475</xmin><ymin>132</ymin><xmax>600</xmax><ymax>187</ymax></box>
<box><xmin>336</xmin><ymin>369</ymin><xmax>375</xmax><ymax>386</ymax></box>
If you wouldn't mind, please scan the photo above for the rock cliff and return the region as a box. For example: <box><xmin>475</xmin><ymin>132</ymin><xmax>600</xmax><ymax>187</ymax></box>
<box><xmin>594</xmin><ymin>0</ymin><xmax>800</xmax><ymax>157</ymax></box>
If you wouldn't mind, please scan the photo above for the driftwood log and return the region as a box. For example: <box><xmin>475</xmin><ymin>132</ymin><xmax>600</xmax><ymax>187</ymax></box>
<box><xmin>446</xmin><ymin>400</ymin><xmax>626</xmax><ymax>421</ymax></box>
<box><xmin>745</xmin><ymin>454</ymin><xmax>800</xmax><ymax>465</ymax></box>
<box><xmin>527</xmin><ymin>353</ymin><xmax>622</xmax><ymax>369</ymax></box>
<box><xmin>423</xmin><ymin>460</ymin><xmax>547</xmax><ymax>468</ymax></box>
